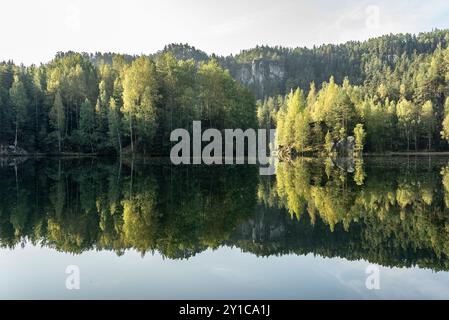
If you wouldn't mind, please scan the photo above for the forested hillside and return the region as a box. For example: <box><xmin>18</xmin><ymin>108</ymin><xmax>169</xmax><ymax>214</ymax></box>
<box><xmin>252</xmin><ymin>29</ymin><xmax>449</xmax><ymax>153</ymax></box>
<box><xmin>0</xmin><ymin>53</ymin><xmax>256</xmax><ymax>154</ymax></box>
<box><xmin>2</xmin><ymin>29</ymin><xmax>449</xmax><ymax>155</ymax></box>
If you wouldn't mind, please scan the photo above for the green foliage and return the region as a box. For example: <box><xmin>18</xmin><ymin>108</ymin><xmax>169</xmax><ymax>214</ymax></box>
<box><xmin>0</xmin><ymin>51</ymin><xmax>257</xmax><ymax>155</ymax></box>
<box><xmin>396</xmin><ymin>98</ymin><xmax>418</xmax><ymax>151</ymax></box>
<box><xmin>324</xmin><ymin>131</ymin><xmax>333</xmax><ymax>154</ymax></box>
<box><xmin>1</xmin><ymin>29</ymin><xmax>449</xmax><ymax>154</ymax></box>
<box><xmin>77</xmin><ymin>98</ymin><xmax>96</xmax><ymax>152</ymax></box>
<box><xmin>49</xmin><ymin>91</ymin><xmax>65</xmax><ymax>152</ymax></box>
<box><xmin>108</xmin><ymin>98</ymin><xmax>122</xmax><ymax>153</ymax></box>
<box><xmin>122</xmin><ymin>56</ymin><xmax>159</xmax><ymax>153</ymax></box>
<box><xmin>353</xmin><ymin>124</ymin><xmax>366</xmax><ymax>156</ymax></box>
<box><xmin>9</xmin><ymin>75</ymin><xmax>29</xmax><ymax>147</ymax></box>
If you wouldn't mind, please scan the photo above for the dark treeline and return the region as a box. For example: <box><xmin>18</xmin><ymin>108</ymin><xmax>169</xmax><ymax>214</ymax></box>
<box><xmin>2</xmin><ymin>157</ymin><xmax>449</xmax><ymax>270</ymax></box>
<box><xmin>3</xmin><ymin>29</ymin><xmax>449</xmax><ymax>155</ymax></box>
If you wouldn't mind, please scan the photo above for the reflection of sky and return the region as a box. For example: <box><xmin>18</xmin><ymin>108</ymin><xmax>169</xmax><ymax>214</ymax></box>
<box><xmin>1</xmin><ymin>245</ymin><xmax>448</xmax><ymax>299</ymax></box>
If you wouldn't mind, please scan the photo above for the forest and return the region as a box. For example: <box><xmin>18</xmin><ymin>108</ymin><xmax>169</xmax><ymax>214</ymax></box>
<box><xmin>2</xmin><ymin>29</ymin><xmax>449</xmax><ymax>155</ymax></box>
<box><xmin>0</xmin><ymin>54</ymin><xmax>256</xmax><ymax>155</ymax></box>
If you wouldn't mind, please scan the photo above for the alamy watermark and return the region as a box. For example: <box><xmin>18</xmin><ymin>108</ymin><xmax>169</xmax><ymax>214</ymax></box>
<box><xmin>170</xmin><ymin>121</ymin><xmax>277</xmax><ymax>175</ymax></box>
<box><xmin>65</xmin><ymin>265</ymin><xmax>80</xmax><ymax>290</ymax></box>
<box><xmin>365</xmin><ymin>264</ymin><xmax>380</xmax><ymax>290</ymax></box>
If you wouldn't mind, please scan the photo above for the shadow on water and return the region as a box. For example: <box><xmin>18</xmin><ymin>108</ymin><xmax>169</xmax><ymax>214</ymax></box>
<box><xmin>1</xmin><ymin>156</ymin><xmax>449</xmax><ymax>271</ymax></box>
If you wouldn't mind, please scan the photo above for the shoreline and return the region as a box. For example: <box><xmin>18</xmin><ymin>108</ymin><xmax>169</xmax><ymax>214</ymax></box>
<box><xmin>2</xmin><ymin>151</ymin><xmax>449</xmax><ymax>158</ymax></box>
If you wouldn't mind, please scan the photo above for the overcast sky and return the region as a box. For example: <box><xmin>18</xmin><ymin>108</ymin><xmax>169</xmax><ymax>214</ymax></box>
<box><xmin>1</xmin><ymin>0</ymin><xmax>449</xmax><ymax>65</ymax></box>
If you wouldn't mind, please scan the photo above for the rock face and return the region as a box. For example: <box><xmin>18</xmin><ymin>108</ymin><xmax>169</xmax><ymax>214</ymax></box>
<box><xmin>235</xmin><ymin>59</ymin><xmax>285</xmax><ymax>97</ymax></box>
<box><xmin>331</xmin><ymin>136</ymin><xmax>355</xmax><ymax>157</ymax></box>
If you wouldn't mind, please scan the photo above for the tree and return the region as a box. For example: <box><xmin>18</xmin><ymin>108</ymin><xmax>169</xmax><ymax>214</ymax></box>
<box><xmin>294</xmin><ymin>110</ymin><xmax>310</xmax><ymax>154</ymax></box>
<box><xmin>282</xmin><ymin>88</ymin><xmax>305</xmax><ymax>147</ymax></box>
<box><xmin>108</xmin><ymin>98</ymin><xmax>122</xmax><ymax>154</ymax></box>
<box><xmin>441</xmin><ymin>114</ymin><xmax>449</xmax><ymax>143</ymax></box>
<box><xmin>122</xmin><ymin>56</ymin><xmax>159</xmax><ymax>154</ymax></box>
<box><xmin>49</xmin><ymin>91</ymin><xmax>65</xmax><ymax>153</ymax></box>
<box><xmin>353</xmin><ymin>124</ymin><xmax>366</xmax><ymax>156</ymax></box>
<box><xmin>9</xmin><ymin>75</ymin><xmax>29</xmax><ymax>148</ymax></box>
<box><xmin>420</xmin><ymin>101</ymin><xmax>435</xmax><ymax>150</ymax></box>
<box><xmin>325</xmin><ymin>131</ymin><xmax>333</xmax><ymax>154</ymax></box>
<box><xmin>79</xmin><ymin>98</ymin><xmax>95</xmax><ymax>153</ymax></box>
<box><xmin>396</xmin><ymin>98</ymin><xmax>418</xmax><ymax>151</ymax></box>
<box><xmin>276</xmin><ymin>109</ymin><xmax>286</xmax><ymax>148</ymax></box>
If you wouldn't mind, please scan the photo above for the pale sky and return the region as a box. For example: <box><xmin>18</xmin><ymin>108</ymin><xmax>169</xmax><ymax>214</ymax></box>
<box><xmin>1</xmin><ymin>0</ymin><xmax>449</xmax><ymax>65</ymax></box>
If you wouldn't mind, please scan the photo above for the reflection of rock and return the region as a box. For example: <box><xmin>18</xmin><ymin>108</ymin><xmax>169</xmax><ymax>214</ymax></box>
<box><xmin>0</xmin><ymin>157</ymin><xmax>29</xmax><ymax>167</ymax></box>
<box><xmin>331</xmin><ymin>136</ymin><xmax>355</xmax><ymax>157</ymax></box>
<box><xmin>0</xmin><ymin>145</ymin><xmax>28</xmax><ymax>156</ymax></box>
<box><xmin>0</xmin><ymin>145</ymin><xmax>29</xmax><ymax>167</ymax></box>
<box><xmin>332</xmin><ymin>157</ymin><xmax>355</xmax><ymax>173</ymax></box>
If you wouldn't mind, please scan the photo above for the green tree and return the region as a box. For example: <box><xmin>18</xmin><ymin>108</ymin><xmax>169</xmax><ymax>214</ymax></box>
<box><xmin>9</xmin><ymin>75</ymin><xmax>29</xmax><ymax>148</ymax></box>
<box><xmin>353</xmin><ymin>123</ymin><xmax>366</xmax><ymax>156</ymax></box>
<box><xmin>325</xmin><ymin>131</ymin><xmax>333</xmax><ymax>154</ymax></box>
<box><xmin>294</xmin><ymin>110</ymin><xmax>310</xmax><ymax>153</ymax></box>
<box><xmin>122</xmin><ymin>56</ymin><xmax>159</xmax><ymax>154</ymax></box>
<box><xmin>396</xmin><ymin>98</ymin><xmax>418</xmax><ymax>151</ymax></box>
<box><xmin>49</xmin><ymin>91</ymin><xmax>65</xmax><ymax>153</ymax></box>
<box><xmin>108</xmin><ymin>98</ymin><xmax>122</xmax><ymax>154</ymax></box>
<box><xmin>79</xmin><ymin>98</ymin><xmax>96</xmax><ymax>153</ymax></box>
<box><xmin>282</xmin><ymin>88</ymin><xmax>305</xmax><ymax>147</ymax></box>
<box><xmin>420</xmin><ymin>101</ymin><xmax>435</xmax><ymax>150</ymax></box>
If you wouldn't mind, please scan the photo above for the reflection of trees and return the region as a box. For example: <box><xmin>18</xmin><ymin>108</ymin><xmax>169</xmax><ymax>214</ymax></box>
<box><xmin>1</xmin><ymin>157</ymin><xmax>449</xmax><ymax>271</ymax></box>
<box><xmin>0</xmin><ymin>159</ymin><xmax>258</xmax><ymax>259</ymax></box>
<box><xmin>252</xmin><ymin>157</ymin><xmax>449</xmax><ymax>270</ymax></box>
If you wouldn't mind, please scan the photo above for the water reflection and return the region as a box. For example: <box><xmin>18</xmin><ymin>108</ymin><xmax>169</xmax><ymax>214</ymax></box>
<box><xmin>1</xmin><ymin>156</ymin><xmax>449</xmax><ymax>271</ymax></box>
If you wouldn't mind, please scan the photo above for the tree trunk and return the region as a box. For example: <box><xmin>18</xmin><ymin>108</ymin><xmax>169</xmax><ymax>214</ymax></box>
<box><xmin>14</xmin><ymin>121</ymin><xmax>18</xmax><ymax>148</ymax></box>
<box><xmin>117</xmin><ymin>129</ymin><xmax>122</xmax><ymax>156</ymax></box>
<box><xmin>35</xmin><ymin>96</ymin><xmax>39</xmax><ymax>147</ymax></box>
<box><xmin>58</xmin><ymin>131</ymin><xmax>61</xmax><ymax>153</ymax></box>
<box><xmin>406</xmin><ymin>134</ymin><xmax>410</xmax><ymax>152</ymax></box>
<box><xmin>14</xmin><ymin>161</ymin><xmax>18</xmax><ymax>199</ymax></box>
<box><xmin>129</xmin><ymin>116</ymin><xmax>134</xmax><ymax>154</ymax></box>
<box><xmin>415</xmin><ymin>132</ymin><xmax>418</xmax><ymax>151</ymax></box>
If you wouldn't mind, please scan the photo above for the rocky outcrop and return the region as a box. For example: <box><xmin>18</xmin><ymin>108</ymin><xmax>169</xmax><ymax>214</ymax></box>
<box><xmin>235</xmin><ymin>59</ymin><xmax>285</xmax><ymax>97</ymax></box>
<box><xmin>331</xmin><ymin>136</ymin><xmax>355</xmax><ymax>157</ymax></box>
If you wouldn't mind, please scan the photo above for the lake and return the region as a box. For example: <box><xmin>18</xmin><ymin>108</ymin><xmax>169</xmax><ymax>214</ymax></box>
<box><xmin>0</xmin><ymin>156</ymin><xmax>449</xmax><ymax>299</ymax></box>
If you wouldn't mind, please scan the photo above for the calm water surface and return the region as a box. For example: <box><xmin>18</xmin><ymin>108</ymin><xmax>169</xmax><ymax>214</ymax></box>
<box><xmin>0</xmin><ymin>156</ymin><xmax>449</xmax><ymax>299</ymax></box>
